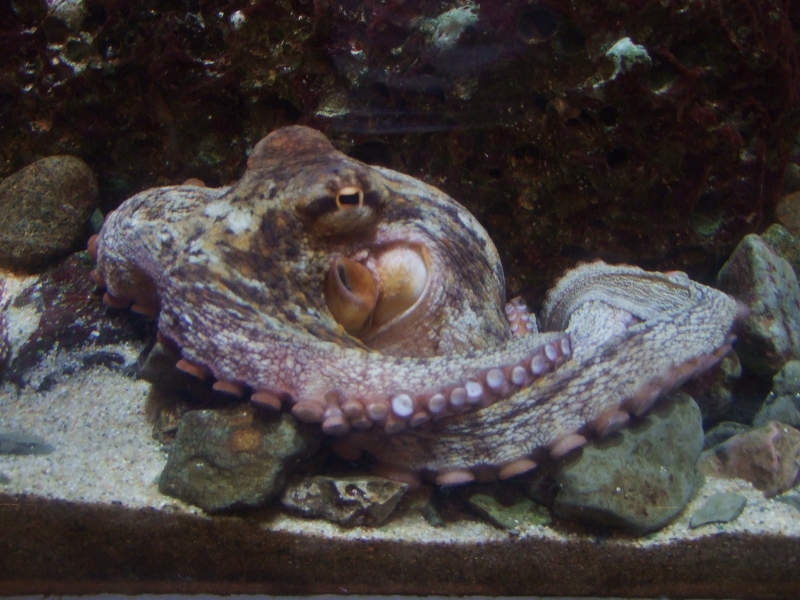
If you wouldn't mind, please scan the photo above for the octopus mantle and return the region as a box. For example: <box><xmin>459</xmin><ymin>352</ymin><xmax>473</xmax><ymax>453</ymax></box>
<box><xmin>91</xmin><ymin>126</ymin><xmax>744</xmax><ymax>485</ymax></box>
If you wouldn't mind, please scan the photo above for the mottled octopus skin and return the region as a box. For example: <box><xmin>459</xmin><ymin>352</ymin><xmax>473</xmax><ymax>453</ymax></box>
<box><xmin>349</xmin><ymin>263</ymin><xmax>743</xmax><ymax>482</ymax></box>
<box><xmin>94</xmin><ymin>125</ymin><xmax>743</xmax><ymax>484</ymax></box>
<box><xmin>94</xmin><ymin>126</ymin><xmax>569</xmax><ymax>435</ymax></box>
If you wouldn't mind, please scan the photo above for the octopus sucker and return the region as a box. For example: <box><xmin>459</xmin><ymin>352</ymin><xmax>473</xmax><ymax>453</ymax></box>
<box><xmin>435</xmin><ymin>468</ymin><xmax>476</xmax><ymax>486</ymax></box>
<box><xmin>92</xmin><ymin>125</ymin><xmax>744</xmax><ymax>483</ymax></box>
<box><xmin>592</xmin><ymin>407</ymin><xmax>630</xmax><ymax>438</ymax></box>
<box><xmin>211</xmin><ymin>379</ymin><xmax>246</xmax><ymax>397</ymax></box>
<box><xmin>505</xmin><ymin>296</ymin><xmax>536</xmax><ymax>336</ymax></box>
<box><xmin>549</xmin><ymin>433</ymin><xmax>589</xmax><ymax>459</ymax></box>
<box><xmin>175</xmin><ymin>358</ymin><xmax>209</xmax><ymax>380</ymax></box>
<box><xmin>498</xmin><ymin>457</ymin><xmax>538</xmax><ymax>480</ymax></box>
<box><xmin>251</xmin><ymin>390</ymin><xmax>282</xmax><ymax>411</ymax></box>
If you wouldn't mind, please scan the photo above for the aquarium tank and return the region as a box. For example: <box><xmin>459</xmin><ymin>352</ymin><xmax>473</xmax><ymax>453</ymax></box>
<box><xmin>1</xmin><ymin>0</ymin><xmax>799</xmax><ymax>597</ymax></box>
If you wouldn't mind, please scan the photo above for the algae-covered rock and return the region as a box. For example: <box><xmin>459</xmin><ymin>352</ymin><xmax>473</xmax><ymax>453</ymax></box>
<box><xmin>762</xmin><ymin>224</ymin><xmax>800</xmax><ymax>278</ymax></box>
<box><xmin>159</xmin><ymin>405</ymin><xmax>322</xmax><ymax>513</ymax></box>
<box><xmin>552</xmin><ymin>392</ymin><xmax>703</xmax><ymax>535</ymax></box>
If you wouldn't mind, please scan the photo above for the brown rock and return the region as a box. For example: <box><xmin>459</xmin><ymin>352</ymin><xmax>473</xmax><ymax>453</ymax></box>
<box><xmin>776</xmin><ymin>191</ymin><xmax>800</xmax><ymax>237</ymax></box>
<box><xmin>280</xmin><ymin>475</ymin><xmax>408</xmax><ymax>527</ymax></box>
<box><xmin>0</xmin><ymin>156</ymin><xmax>98</xmax><ymax>269</ymax></box>
<box><xmin>699</xmin><ymin>421</ymin><xmax>800</xmax><ymax>497</ymax></box>
<box><xmin>158</xmin><ymin>405</ymin><xmax>322</xmax><ymax>513</ymax></box>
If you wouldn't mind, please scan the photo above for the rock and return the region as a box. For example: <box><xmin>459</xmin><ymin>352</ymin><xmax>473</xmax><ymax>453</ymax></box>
<box><xmin>703</xmin><ymin>421</ymin><xmax>751</xmax><ymax>451</ymax></box>
<box><xmin>280</xmin><ymin>475</ymin><xmax>408</xmax><ymax>527</ymax></box>
<box><xmin>686</xmin><ymin>352</ymin><xmax>741</xmax><ymax>423</ymax></box>
<box><xmin>466</xmin><ymin>484</ymin><xmax>551</xmax><ymax>532</ymax></box>
<box><xmin>404</xmin><ymin>485</ymin><xmax>445</xmax><ymax>527</ymax></box>
<box><xmin>0</xmin><ymin>432</ymin><xmax>54</xmax><ymax>456</ymax></box>
<box><xmin>0</xmin><ymin>156</ymin><xmax>98</xmax><ymax>270</ymax></box>
<box><xmin>776</xmin><ymin>191</ymin><xmax>800</xmax><ymax>237</ymax></box>
<box><xmin>689</xmin><ymin>492</ymin><xmax>747</xmax><ymax>528</ymax></box>
<box><xmin>698</xmin><ymin>421</ymin><xmax>800</xmax><ymax>497</ymax></box>
<box><xmin>762</xmin><ymin>224</ymin><xmax>800</xmax><ymax>277</ymax></box>
<box><xmin>717</xmin><ymin>234</ymin><xmax>800</xmax><ymax>376</ymax></box>
<box><xmin>0</xmin><ymin>473</ymin><xmax>9</xmax><ymax>485</ymax></box>
<box><xmin>753</xmin><ymin>360</ymin><xmax>800</xmax><ymax>429</ymax></box>
<box><xmin>2</xmin><ymin>1</ymin><xmax>798</xmax><ymax>292</ymax></box>
<box><xmin>0</xmin><ymin>279</ymin><xmax>10</xmax><ymax>375</ymax></box>
<box><xmin>2</xmin><ymin>253</ymin><xmax>148</xmax><ymax>390</ymax></box>
<box><xmin>769</xmin><ymin>359</ymin><xmax>800</xmax><ymax>398</ymax></box>
<box><xmin>158</xmin><ymin>406</ymin><xmax>322</xmax><ymax>513</ymax></box>
<box><xmin>783</xmin><ymin>163</ymin><xmax>800</xmax><ymax>195</ymax></box>
<box><xmin>551</xmin><ymin>392</ymin><xmax>704</xmax><ymax>535</ymax></box>
<box><xmin>150</xmin><ymin>395</ymin><xmax>192</xmax><ymax>447</ymax></box>
<box><xmin>775</xmin><ymin>492</ymin><xmax>800</xmax><ymax>512</ymax></box>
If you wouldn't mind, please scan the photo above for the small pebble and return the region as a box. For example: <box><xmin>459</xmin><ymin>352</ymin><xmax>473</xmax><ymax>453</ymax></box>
<box><xmin>689</xmin><ymin>492</ymin><xmax>747</xmax><ymax>528</ymax></box>
<box><xmin>0</xmin><ymin>431</ymin><xmax>55</xmax><ymax>455</ymax></box>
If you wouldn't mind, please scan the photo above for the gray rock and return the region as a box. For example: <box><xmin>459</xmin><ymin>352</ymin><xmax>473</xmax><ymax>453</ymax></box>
<box><xmin>762</xmin><ymin>224</ymin><xmax>800</xmax><ymax>278</ymax></box>
<box><xmin>754</xmin><ymin>360</ymin><xmax>800</xmax><ymax>429</ymax></box>
<box><xmin>280</xmin><ymin>475</ymin><xmax>408</xmax><ymax>526</ymax></box>
<box><xmin>689</xmin><ymin>492</ymin><xmax>747</xmax><ymax>528</ymax></box>
<box><xmin>770</xmin><ymin>359</ymin><xmax>800</xmax><ymax>397</ymax></box>
<box><xmin>0</xmin><ymin>156</ymin><xmax>98</xmax><ymax>269</ymax></box>
<box><xmin>467</xmin><ymin>485</ymin><xmax>551</xmax><ymax>532</ymax></box>
<box><xmin>159</xmin><ymin>405</ymin><xmax>322</xmax><ymax>513</ymax></box>
<box><xmin>0</xmin><ymin>432</ymin><xmax>54</xmax><ymax>455</ymax></box>
<box><xmin>0</xmin><ymin>473</ymin><xmax>9</xmax><ymax>485</ymax></box>
<box><xmin>552</xmin><ymin>392</ymin><xmax>704</xmax><ymax>535</ymax></box>
<box><xmin>687</xmin><ymin>352</ymin><xmax>741</xmax><ymax>423</ymax></box>
<box><xmin>698</xmin><ymin>421</ymin><xmax>800</xmax><ymax>497</ymax></box>
<box><xmin>717</xmin><ymin>234</ymin><xmax>800</xmax><ymax>376</ymax></box>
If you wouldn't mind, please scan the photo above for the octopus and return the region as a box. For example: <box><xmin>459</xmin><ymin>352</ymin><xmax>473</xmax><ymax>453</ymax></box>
<box><xmin>90</xmin><ymin>125</ymin><xmax>745</xmax><ymax>486</ymax></box>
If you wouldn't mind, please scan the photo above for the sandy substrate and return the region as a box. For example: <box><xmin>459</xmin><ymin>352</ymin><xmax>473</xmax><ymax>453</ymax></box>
<box><xmin>1</xmin><ymin>364</ymin><xmax>800</xmax><ymax>597</ymax></box>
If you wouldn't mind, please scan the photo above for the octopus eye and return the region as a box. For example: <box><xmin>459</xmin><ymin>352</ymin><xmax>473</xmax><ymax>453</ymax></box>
<box><xmin>336</xmin><ymin>186</ymin><xmax>364</xmax><ymax>209</ymax></box>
